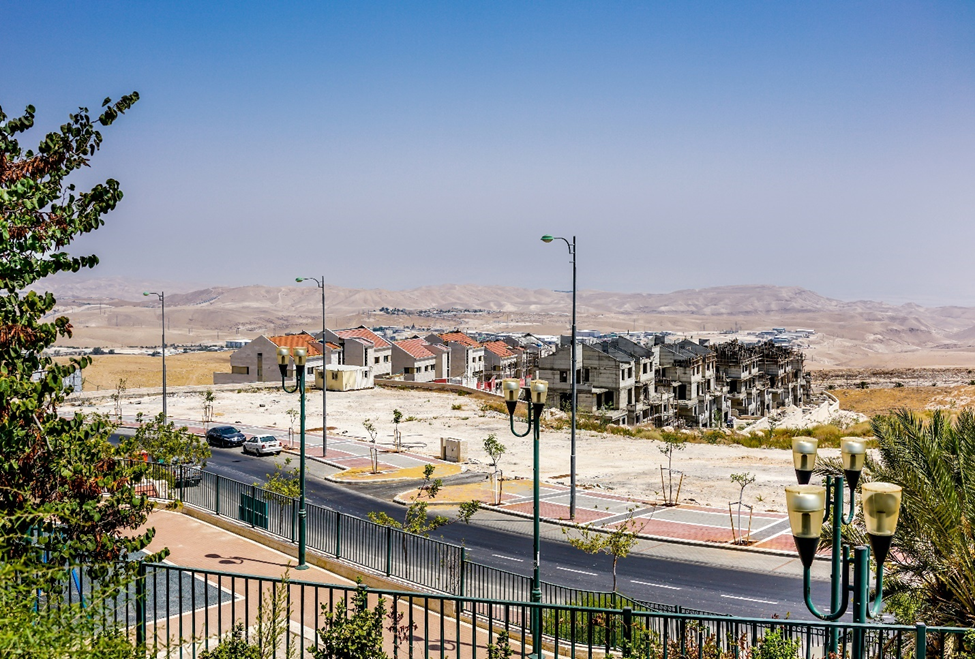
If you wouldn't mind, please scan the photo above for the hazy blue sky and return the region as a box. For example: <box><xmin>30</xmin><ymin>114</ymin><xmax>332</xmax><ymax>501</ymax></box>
<box><xmin>4</xmin><ymin>2</ymin><xmax>974</xmax><ymax>304</ymax></box>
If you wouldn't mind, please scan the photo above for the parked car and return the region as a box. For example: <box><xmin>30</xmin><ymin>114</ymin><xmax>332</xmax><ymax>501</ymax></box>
<box><xmin>206</xmin><ymin>425</ymin><xmax>246</xmax><ymax>448</ymax></box>
<box><xmin>242</xmin><ymin>435</ymin><xmax>283</xmax><ymax>456</ymax></box>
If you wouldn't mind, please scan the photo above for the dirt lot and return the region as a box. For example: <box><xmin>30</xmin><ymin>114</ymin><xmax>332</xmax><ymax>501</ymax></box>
<box><xmin>57</xmin><ymin>352</ymin><xmax>230</xmax><ymax>391</ymax></box>
<box><xmin>832</xmin><ymin>384</ymin><xmax>975</xmax><ymax>417</ymax></box>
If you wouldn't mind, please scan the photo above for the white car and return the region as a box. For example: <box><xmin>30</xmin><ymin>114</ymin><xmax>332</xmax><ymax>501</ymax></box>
<box><xmin>242</xmin><ymin>435</ymin><xmax>283</xmax><ymax>456</ymax></box>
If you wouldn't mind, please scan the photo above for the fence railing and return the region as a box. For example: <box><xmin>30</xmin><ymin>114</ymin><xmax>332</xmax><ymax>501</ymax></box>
<box><xmin>137</xmin><ymin>462</ymin><xmax>705</xmax><ymax>616</ymax></box>
<box><xmin>57</xmin><ymin>562</ymin><xmax>970</xmax><ymax>659</ymax></box>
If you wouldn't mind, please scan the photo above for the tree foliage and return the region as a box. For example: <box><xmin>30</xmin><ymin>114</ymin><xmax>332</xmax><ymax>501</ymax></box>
<box><xmin>369</xmin><ymin>463</ymin><xmax>479</xmax><ymax>536</ymax></box>
<box><xmin>260</xmin><ymin>457</ymin><xmax>301</xmax><ymax>499</ymax></box>
<box><xmin>562</xmin><ymin>508</ymin><xmax>640</xmax><ymax>592</ymax></box>
<box><xmin>0</xmin><ymin>93</ymin><xmax>160</xmax><ymax>654</ymax></box>
<box><xmin>121</xmin><ymin>411</ymin><xmax>211</xmax><ymax>466</ymax></box>
<box><xmin>311</xmin><ymin>585</ymin><xmax>392</xmax><ymax>659</ymax></box>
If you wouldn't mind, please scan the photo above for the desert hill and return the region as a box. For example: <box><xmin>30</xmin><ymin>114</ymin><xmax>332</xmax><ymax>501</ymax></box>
<box><xmin>36</xmin><ymin>279</ymin><xmax>975</xmax><ymax>369</ymax></box>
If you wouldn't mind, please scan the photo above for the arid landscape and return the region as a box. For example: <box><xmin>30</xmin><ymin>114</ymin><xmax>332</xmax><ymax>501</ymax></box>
<box><xmin>39</xmin><ymin>277</ymin><xmax>975</xmax><ymax>370</ymax></box>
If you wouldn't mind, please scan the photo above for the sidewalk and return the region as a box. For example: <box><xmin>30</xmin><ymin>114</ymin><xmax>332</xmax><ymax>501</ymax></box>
<box><xmin>130</xmin><ymin>415</ymin><xmax>798</xmax><ymax>556</ymax></box>
<box><xmin>135</xmin><ymin>509</ymin><xmax>540</xmax><ymax>657</ymax></box>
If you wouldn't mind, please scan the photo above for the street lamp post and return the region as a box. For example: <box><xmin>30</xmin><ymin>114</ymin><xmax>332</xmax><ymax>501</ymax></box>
<box><xmin>277</xmin><ymin>346</ymin><xmax>310</xmax><ymax>570</ymax></box>
<box><xmin>143</xmin><ymin>291</ymin><xmax>167</xmax><ymax>421</ymax></box>
<box><xmin>297</xmin><ymin>276</ymin><xmax>328</xmax><ymax>458</ymax></box>
<box><xmin>502</xmin><ymin>377</ymin><xmax>549</xmax><ymax>657</ymax></box>
<box><xmin>540</xmin><ymin>234</ymin><xmax>577</xmax><ymax>520</ymax></box>
<box><xmin>786</xmin><ymin>437</ymin><xmax>902</xmax><ymax>658</ymax></box>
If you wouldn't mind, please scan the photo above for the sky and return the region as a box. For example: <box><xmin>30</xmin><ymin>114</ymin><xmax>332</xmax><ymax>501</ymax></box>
<box><xmin>3</xmin><ymin>2</ymin><xmax>974</xmax><ymax>305</ymax></box>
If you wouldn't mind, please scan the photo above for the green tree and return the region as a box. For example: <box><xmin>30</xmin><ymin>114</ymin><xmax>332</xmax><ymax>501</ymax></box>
<box><xmin>260</xmin><ymin>457</ymin><xmax>301</xmax><ymax>499</ymax></box>
<box><xmin>562</xmin><ymin>508</ymin><xmax>640</xmax><ymax>592</ymax></box>
<box><xmin>730</xmin><ymin>472</ymin><xmax>756</xmax><ymax>544</ymax></box>
<box><xmin>122</xmin><ymin>411</ymin><xmax>211</xmax><ymax>466</ymax></box>
<box><xmin>369</xmin><ymin>464</ymin><xmax>480</xmax><ymax>536</ymax></box>
<box><xmin>0</xmin><ymin>93</ymin><xmax>160</xmax><ymax>654</ymax></box>
<box><xmin>201</xmin><ymin>388</ymin><xmax>216</xmax><ymax>432</ymax></box>
<box><xmin>311</xmin><ymin>582</ymin><xmax>413</xmax><ymax>659</ymax></box>
<box><xmin>392</xmin><ymin>408</ymin><xmax>403</xmax><ymax>451</ymax></box>
<box><xmin>363</xmin><ymin>419</ymin><xmax>380</xmax><ymax>473</ymax></box>
<box><xmin>199</xmin><ymin>624</ymin><xmax>260</xmax><ymax>659</ymax></box>
<box><xmin>658</xmin><ymin>432</ymin><xmax>686</xmax><ymax>505</ymax></box>
<box><xmin>483</xmin><ymin>433</ymin><xmax>507</xmax><ymax>505</ymax></box>
<box><xmin>111</xmin><ymin>377</ymin><xmax>127</xmax><ymax>422</ymax></box>
<box><xmin>820</xmin><ymin>409</ymin><xmax>975</xmax><ymax>625</ymax></box>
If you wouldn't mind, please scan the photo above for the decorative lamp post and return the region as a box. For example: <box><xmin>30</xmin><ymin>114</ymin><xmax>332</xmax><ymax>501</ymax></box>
<box><xmin>502</xmin><ymin>377</ymin><xmax>549</xmax><ymax>657</ymax></box>
<box><xmin>143</xmin><ymin>291</ymin><xmax>167</xmax><ymax>421</ymax></box>
<box><xmin>540</xmin><ymin>234</ymin><xmax>577</xmax><ymax>519</ymax></box>
<box><xmin>297</xmin><ymin>276</ymin><xmax>328</xmax><ymax>458</ymax></box>
<box><xmin>277</xmin><ymin>345</ymin><xmax>310</xmax><ymax>570</ymax></box>
<box><xmin>786</xmin><ymin>437</ymin><xmax>902</xmax><ymax>657</ymax></box>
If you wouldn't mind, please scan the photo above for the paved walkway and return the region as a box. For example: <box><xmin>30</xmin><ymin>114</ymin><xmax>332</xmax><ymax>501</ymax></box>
<box><xmin>128</xmin><ymin>415</ymin><xmax>798</xmax><ymax>556</ymax></box>
<box><xmin>136</xmin><ymin>510</ymin><xmax>546</xmax><ymax>657</ymax></box>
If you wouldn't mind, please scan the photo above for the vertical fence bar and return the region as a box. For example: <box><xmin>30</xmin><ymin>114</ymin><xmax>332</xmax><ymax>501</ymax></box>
<box><xmin>135</xmin><ymin>562</ymin><xmax>146</xmax><ymax>653</ymax></box>
<box><xmin>386</xmin><ymin>527</ymin><xmax>393</xmax><ymax>577</ymax></box>
<box><xmin>916</xmin><ymin>624</ymin><xmax>927</xmax><ymax>659</ymax></box>
<box><xmin>215</xmin><ymin>474</ymin><xmax>221</xmax><ymax>517</ymax></box>
<box><xmin>335</xmin><ymin>513</ymin><xmax>342</xmax><ymax>559</ymax></box>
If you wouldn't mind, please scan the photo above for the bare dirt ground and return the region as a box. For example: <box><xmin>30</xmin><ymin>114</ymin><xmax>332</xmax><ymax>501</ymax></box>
<box><xmin>56</xmin><ymin>352</ymin><xmax>231</xmax><ymax>391</ymax></box>
<box><xmin>66</xmin><ymin>385</ymin><xmax>844</xmax><ymax>514</ymax></box>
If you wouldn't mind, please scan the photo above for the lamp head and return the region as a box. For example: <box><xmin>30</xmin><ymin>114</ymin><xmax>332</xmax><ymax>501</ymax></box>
<box><xmin>530</xmin><ymin>379</ymin><xmax>549</xmax><ymax>406</ymax></box>
<box><xmin>862</xmin><ymin>482</ymin><xmax>902</xmax><ymax>566</ymax></box>
<box><xmin>502</xmin><ymin>378</ymin><xmax>521</xmax><ymax>416</ymax></box>
<box><xmin>786</xmin><ymin>484</ymin><xmax>826</xmax><ymax>568</ymax></box>
<box><xmin>293</xmin><ymin>346</ymin><xmax>307</xmax><ymax>367</ymax></box>
<box><xmin>296</xmin><ymin>277</ymin><xmax>305</xmax><ymax>282</ymax></box>
<box><xmin>841</xmin><ymin>437</ymin><xmax>867</xmax><ymax>473</ymax></box>
<box><xmin>277</xmin><ymin>347</ymin><xmax>291</xmax><ymax>366</ymax></box>
<box><xmin>143</xmin><ymin>292</ymin><xmax>150</xmax><ymax>296</ymax></box>
<box><xmin>791</xmin><ymin>438</ymin><xmax>819</xmax><ymax>484</ymax></box>
<box><xmin>540</xmin><ymin>235</ymin><xmax>554</xmax><ymax>243</ymax></box>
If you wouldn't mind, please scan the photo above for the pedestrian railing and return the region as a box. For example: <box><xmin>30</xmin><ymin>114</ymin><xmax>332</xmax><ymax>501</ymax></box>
<box><xmin>50</xmin><ymin>562</ymin><xmax>972</xmax><ymax>659</ymax></box>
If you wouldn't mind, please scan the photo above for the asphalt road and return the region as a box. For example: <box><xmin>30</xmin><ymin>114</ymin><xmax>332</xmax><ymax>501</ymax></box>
<box><xmin>187</xmin><ymin>442</ymin><xmax>834</xmax><ymax>620</ymax></box>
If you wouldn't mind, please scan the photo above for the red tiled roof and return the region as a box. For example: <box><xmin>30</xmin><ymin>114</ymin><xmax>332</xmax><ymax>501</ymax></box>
<box><xmin>334</xmin><ymin>326</ymin><xmax>391</xmax><ymax>349</ymax></box>
<box><xmin>325</xmin><ymin>342</ymin><xmax>341</xmax><ymax>351</ymax></box>
<box><xmin>394</xmin><ymin>338</ymin><xmax>437</xmax><ymax>360</ymax></box>
<box><xmin>267</xmin><ymin>333</ymin><xmax>323</xmax><ymax>357</ymax></box>
<box><xmin>438</xmin><ymin>331</ymin><xmax>480</xmax><ymax>348</ymax></box>
<box><xmin>483</xmin><ymin>340</ymin><xmax>516</xmax><ymax>358</ymax></box>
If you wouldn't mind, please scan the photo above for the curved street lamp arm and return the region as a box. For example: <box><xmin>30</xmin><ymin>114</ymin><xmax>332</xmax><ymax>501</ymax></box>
<box><xmin>803</xmin><ymin>551</ymin><xmax>850</xmax><ymax>621</ymax></box>
<box><xmin>508</xmin><ymin>413</ymin><xmax>533</xmax><ymax>438</ymax></box>
<box><xmin>843</xmin><ymin>493</ymin><xmax>857</xmax><ymax>525</ymax></box>
<box><xmin>868</xmin><ymin>561</ymin><xmax>886</xmax><ymax>618</ymax></box>
<box><xmin>280</xmin><ymin>375</ymin><xmax>299</xmax><ymax>395</ymax></box>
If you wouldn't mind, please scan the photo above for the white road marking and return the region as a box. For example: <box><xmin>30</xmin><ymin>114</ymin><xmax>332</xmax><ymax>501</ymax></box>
<box><xmin>721</xmin><ymin>594</ymin><xmax>779</xmax><ymax>605</ymax></box>
<box><xmin>630</xmin><ymin>579</ymin><xmax>681</xmax><ymax>590</ymax></box>
<box><xmin>492</xmin><ymin>554</ymin><xmax>524</xmax><ymax>563</ymax></box>
<box><xmin>557</xmin><ymin>567</ymin><xmax>598</xmax><ymax>577</ymax></box>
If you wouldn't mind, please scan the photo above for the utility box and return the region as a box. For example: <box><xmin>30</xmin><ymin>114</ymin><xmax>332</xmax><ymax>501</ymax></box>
<box><xmin>440</xmin><ymin>437</ymin><xmax>467</xmax><ymax>463</ymax></box>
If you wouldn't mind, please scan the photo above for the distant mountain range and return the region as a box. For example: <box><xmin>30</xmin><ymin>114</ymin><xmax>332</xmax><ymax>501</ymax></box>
<box><xmin>36</xmin><ymin>278</ymin><xmax>975</xmax><ymax>369</ymax></box>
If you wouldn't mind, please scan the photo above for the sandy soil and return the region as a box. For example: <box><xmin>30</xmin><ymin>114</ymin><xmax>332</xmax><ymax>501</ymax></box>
<box><xmin>65</xmin><ymin>386</ymin><xmax>853</xmax><ymax>513</ymax></box>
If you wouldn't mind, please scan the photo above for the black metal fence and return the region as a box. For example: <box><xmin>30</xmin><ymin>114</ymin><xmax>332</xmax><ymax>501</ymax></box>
<box><xmin>138</xmin><ymin>462</ymin><xmax>692</xmax><ymax>613</ymax></box>
<box><xmin>73</xmin><ymin>562</ymin><xmax>970</xmax><ymax>658</ymax></box>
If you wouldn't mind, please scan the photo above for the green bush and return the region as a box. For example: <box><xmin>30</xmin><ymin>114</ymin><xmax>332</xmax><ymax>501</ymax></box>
<box><xmin>199</xmin><ymin>624</ymin><xmax>259</xmax><ymax>659</ymax></box>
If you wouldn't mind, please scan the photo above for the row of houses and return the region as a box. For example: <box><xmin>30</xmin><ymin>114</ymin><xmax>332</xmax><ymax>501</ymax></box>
<box><xmin>213</xmin><ymin>325</ymin><xmax>807</xmax><ymax>428</ymax></box>
<box><xmin>537</xmin><ymin>337</ymin><xmax>808</xmax><ymax>428</ymax></box>
<box><xmin>213</xmin><ymin>326</ymin><xmax>552</xmax><ymax>390</ymax></box>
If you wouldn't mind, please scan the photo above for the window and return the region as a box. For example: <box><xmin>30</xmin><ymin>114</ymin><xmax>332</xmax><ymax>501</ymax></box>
<box><xmin>560</xmin><ymin>370</ymin><xmax>568</xmax><ymax>383</ymax></box>
<box><xmin>642</xmin><ymin>363</ymin><xmax>648</xmax><ymax>374</ymax></box>
<box><xmin>375</xmin><ymin>357</ymin><xmax>380</xmax><ymax>365</ymax></box>
<box><xmin>231</xmin><ymin>365</ymin><xmax>249</xmax><ymax>375</ymax></box>
<box><xmin>584</xmin><ymin>368</ymin><xmax>591</xmax><ymax>382</ymax></box>
<box><xmin>384</xmin><ymin>355</ymin><xmax>389</xmax><ymax>362</ymax></box>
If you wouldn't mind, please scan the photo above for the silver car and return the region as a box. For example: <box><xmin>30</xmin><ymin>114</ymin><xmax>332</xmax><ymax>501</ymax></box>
<box><xmin>242</xmin><ymin>435</ymin><xmax>283</xmax><ymax>456</ymax></box>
